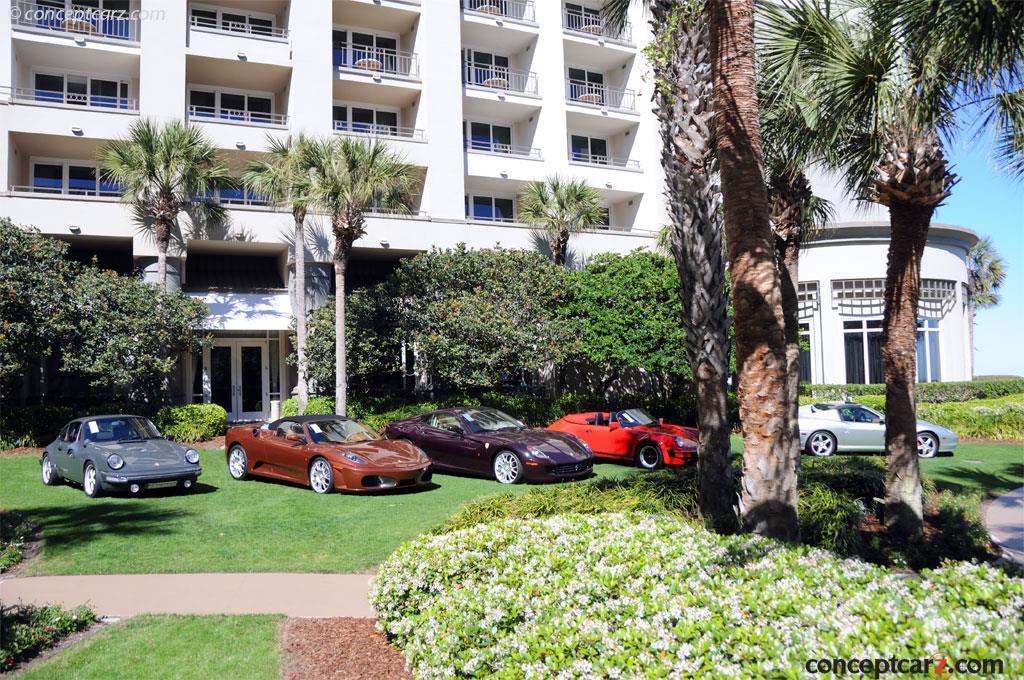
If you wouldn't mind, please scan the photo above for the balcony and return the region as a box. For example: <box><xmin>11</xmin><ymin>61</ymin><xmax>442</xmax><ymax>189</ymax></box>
<box><xmin>563</xmin><ymin>7</ymin><xmax>632</xmax><ymax>44</ymax></box>
<box><xmin>465</xmin><ymin>140</ymin><xmax>541</xmax><ymax>160</ymax></box>
<box><xmin>569</xmin><ymin>152</ymin><xmax>639</xmax><ymax>170</ymax></box>
<box><xmin>10</xmin><ymin>183</ymin><xmax>120</xmax><ymax>199</ymax></box>
<box><xmin>13</xmin><ymin>86</ymin><xmax>138</xmax><ymax>112</ymax></box>
<box><xmin>463</xmin><ymin>64</ymin><xmax>538</xmax><ymax>96</ymax></box>
<box><xmin>12</xmin><ymin>0</ymin><xmax>140</xmax><ymax>43</ymax></box>
<box><xmin>188</xmin><ymin>13</ymin><xmax>288</xmax><ymax>41</ymax></box>
<box><xmin>462</xmin><ymin>0</ymin><xmax>535</xmax><ymax>23</ymax></box>
<box><xmin>333</xmin><ymin>121</ymin><xmax>425</xmax><ymax>142</ymax></box>
<box><xmin>187</xmin><ymin>105</ymin><xmax>288</xmax><ymax>128</ymax></box>
<box><xmin>565</xmin><ymin>80</ymin><xmax>636</xmax><ymax>112</ymax></box>
<box><xmin>334</xmin><ymin>45</ymin><xmax>420</xmax><ymax>80</ymax></box>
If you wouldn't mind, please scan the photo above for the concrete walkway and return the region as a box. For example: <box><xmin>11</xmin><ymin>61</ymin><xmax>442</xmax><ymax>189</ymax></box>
<box><xmin>983</xmin><ymin>485</ymin><xmax>1024</xmax><ymax>565</ymax></box>
<box><xmin>0</xmin><ymin>573</ymin><xmax>376</xmax><ymax>618</ymax></box>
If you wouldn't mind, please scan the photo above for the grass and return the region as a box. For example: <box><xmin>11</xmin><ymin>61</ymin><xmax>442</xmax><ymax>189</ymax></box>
<box><xmin>14</xmin><ymin>615</ymin><xmax>281</xmax><ymax>680</ymax></box>
<box><xmin>918</xmin><ymin>442</ymin><xmax>1023</xmax><ymax>495</ymax></box>
<box><xmin>0</xmin><ymin>449</ymin><xmax>633</xmax><ymax>576</ymax></box>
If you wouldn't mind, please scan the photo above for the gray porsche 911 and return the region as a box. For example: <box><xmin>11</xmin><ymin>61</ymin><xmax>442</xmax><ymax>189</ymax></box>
<box><xmin>40</xmin><ymin>415</ymin><xmax>202</xmax><ymax>497</ymax></box>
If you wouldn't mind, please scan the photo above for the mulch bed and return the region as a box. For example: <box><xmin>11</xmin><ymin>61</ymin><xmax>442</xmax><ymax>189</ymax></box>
<box><xmin>0</xmin><ymin>446</ymin><xmax>42</xmax><ymax>456</ymax></box>
<box><xmin>280</xmin><ymin>618</ymin><xmax>411</xmax><ymax>680</ymax></box>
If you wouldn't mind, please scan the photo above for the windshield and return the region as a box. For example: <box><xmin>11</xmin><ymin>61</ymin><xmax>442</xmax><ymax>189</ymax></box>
<box><xmin>616</xmin><ymin>409</ymin><xmax>657</xmax><ymax>427</ymax></box>
<box><xmin>307</xmin><ymin>418</ymin><xmax>378</xmax><ymax>444</ymax></box>
<box><xmin>82</xmin><ymin>416</ymin><xmax>162</xmax><ymax>443</ymax></box>
<box><xmin>461</xmin><ymin>408</ymin><xmax>525</xmax><ymax>433</ymax></box>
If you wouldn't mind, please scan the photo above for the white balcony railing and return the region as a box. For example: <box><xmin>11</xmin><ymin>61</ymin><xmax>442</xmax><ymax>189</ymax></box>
<box><xmin>333</xmin><ymin>121</ymin><xmax>426</xmax><ymax>142</ymax></box>
<box><xmin>565</xmin><ymin>80</ymin><xmax>636</xmax><ymax>111</ymax></box>
<box><xmin>188</xmin><ymin>105</ymin><xmax>288</xmax><ymax>127</ymax></box>
<box><xmin>466</xmin><ymin>140</ymin><xmax>542</xmax><ymax>159</ymax></box>
<box><xmin>569</xmin><ymin>152</ymin><xmax>640</xmax><ymax>170</ymax></box>
<box><xmin>12</xmin><ymin>0</ymin><xmax>140</xmax><ymax>41</ymax></box>
<box><xmin>462</xmin><ymin>0</ymin><xmax>536</xmax><ymax>22</ymax></box>
<box><xmin>563</xmin><ymin>7</ymin><xmax>632</xmax><ymax>43</ymax></box>
<box><xmin>189</xmin><ymin>15</ymin><xmax>289</xmax><ymax>41</ymax></box>
<box><xmin>463</xmin><ymin>64</ymin><xmax>538</xmax><ymax>96</ymax></box>
<box><xmin>10</xmin><ymin>184</ymin><xmax>121</xmax><ymax>198</ymax></box>
<box><xmin>13</xmin><ymin>87</ymin><xmax>138</xmax><ymax>111</ymax></box>
<box><xmin>333</xmin><ymin>45</ymin><xmax>420</xmax><ymax>79</ymax></box>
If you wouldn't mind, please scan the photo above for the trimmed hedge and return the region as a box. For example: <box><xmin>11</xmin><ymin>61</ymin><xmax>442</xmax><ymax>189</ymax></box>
<box><xmin>154</xmin><ymin>403</ymin><xmax>228</xmax><ymax>443</ymax></box>
<box><xmin>373</xmin><ymin>514</ymin><xmax>1024</xmax><ymax>678</ymax></box>
<box><xmin>801</xmin><ymin>379</ymin><xmax>1024</xmax><ymax>403</ymax></box>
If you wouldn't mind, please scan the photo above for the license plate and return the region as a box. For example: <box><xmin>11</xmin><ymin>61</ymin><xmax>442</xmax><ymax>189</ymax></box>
<box><xmin>148</xmin><ymin>480</ymin><xmax>178</xmax><ymax>489</ymax></box>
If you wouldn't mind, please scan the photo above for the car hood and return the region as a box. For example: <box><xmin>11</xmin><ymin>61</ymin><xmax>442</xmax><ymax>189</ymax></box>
<box><xmin>476</xmin><ymin>429</ymin><xmax>592</xmax><ymax>461</ymax></box>
<box><xmin>632</xmin><ymin>423</ymin><xmax>698</xmax><ymax>442</ymax></box>
<box><xmin>918</xmin><ymin>420</ymin><xmax>957</xmax><ymax>438</ymax></box>
<box><xmin>312</xmin><ymin>439</ymin><xmax>427</xmax><ymax>466</ymax></box>
<box><xmin>89</xmin><ymin>439</ymin><xmax>188</xmax><ymax>466</ymax></box>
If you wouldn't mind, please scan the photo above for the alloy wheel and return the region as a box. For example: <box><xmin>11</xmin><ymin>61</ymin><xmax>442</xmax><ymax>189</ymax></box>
<box><xmin>309</xmin><ymin>458</ymin><xmax>333</xmax><ymax>494</ymax></box>
<box><xmin>83</xmin><ymin>464</ymin><xmax>99</xmax><ymax>497</ymax></box>
<box><xmin>637</xmin><ymin>445</ymin><xmax>663</xmax><ymax>470</ymax></box>
<box><xmin>41</xmin><ymin>456</ymin><xmax>55</xmax><ymax>484</ymax></box>
<box><xmin>808</xmin><ymin>432</ymin><xmax>835</xmax><ymax>457</ymax></box>
<box><xmin>917</xmin><ymin>433</ymin><xmax>938</xmax><ymax>458</ymax></box>
<box><xmin>493</xmin><ymin>451</ymin><xmax>522</xmax><ymax>484</ymax></box>
<box><xmin>228</xmin><ymin>446</ymin><xmax>248</xmax><ymax>480</ymax></box>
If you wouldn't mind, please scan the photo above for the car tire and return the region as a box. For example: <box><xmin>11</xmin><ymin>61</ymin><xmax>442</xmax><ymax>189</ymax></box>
<box><xmin>82</xmin><ymin>462</ymin><xmax>101</xmax><ymax>498</ymax></box>
<box><xmin>227</xmin><ymin>445</ymin><xmax>249</xmax><ymax>481</ymax></box>
<box><xmin>636</xmin><ymin>444</ymin><xmax>664</xmax><ymax>471</ymax></box>
<box><xmin>493</xmin><ymin>450</ymin><xmax>524</xmax><ymax>484</ymax></box>
<box><xmin>41</xmin><ymin>455</ymin><xmax>61</xmax><ymax>486</ymax></box>
<box><xmin>309</xmin><ymin>457</ymin><xmax>334</xmax><ymax>494</ymax></box>
<box><xmin>806</xmin><ymin>431</ymin><xmax>836</xmax><ymax>457</ymax></box>
<box><xmin>917</xmin><ymin>432</ymin><xmax>939</xmax><ymax>459</ymax></box>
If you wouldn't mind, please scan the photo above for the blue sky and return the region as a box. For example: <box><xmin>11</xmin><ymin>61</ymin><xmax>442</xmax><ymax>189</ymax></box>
<box><xmin>935</xmin><ymin>135</ymin><xmax>1024</xmax><ymax>377</ymax></box>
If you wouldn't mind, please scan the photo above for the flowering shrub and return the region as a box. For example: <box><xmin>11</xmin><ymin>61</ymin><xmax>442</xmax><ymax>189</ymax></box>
<box><xmin>372</xmin><ymin>514</ymin><xmax>1024</xmax><ymax>678</ymax></box>
<box><xmin>0</xmin><ymin>602</ymin><xmax>95</xmax><ymax>671</ymax></box>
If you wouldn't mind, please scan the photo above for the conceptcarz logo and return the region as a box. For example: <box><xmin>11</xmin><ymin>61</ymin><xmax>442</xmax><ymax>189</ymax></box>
<box><xmin>9</xmin><ymin>5</ymin><xmax>165</xmax><ymax>22</ymax></box>
<box><xmin>805</xmin><ymin>657</ymin><xmax>1006</xmax><ymax>677</ymax></box>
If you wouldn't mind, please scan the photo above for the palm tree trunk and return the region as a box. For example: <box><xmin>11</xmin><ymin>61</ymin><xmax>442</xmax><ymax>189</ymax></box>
<box><xmin>966</xmin><ymin>295</ymin><xmax>975</xmax><ymax>379</ymax></box>
<box><xmin>881</xmin><ymin>200</ymin><xmax>932</xmax><ymax>539</ymax></box>
<box><xmin>709</xmin><ymin>0</ymin><xmax>799</xmax><ymax>541</ymax></box>
<box><xmin>649</xmin><ymin>1</ymin><xmax>734</xmax><ymax>529</ymax></box>
<box><xmin>334</xmin><ymin>247</ymin><xmax>348</xmax><ymax>417</ymax></box>
<box><xmin>551</xmin><ymin>230</ymin><xmax>569</xmax><ymax>267</ymax></box>
<box><xmin>154</xmin><ymin>218</ymin><xmax>171</xmax><ymax>293</ymax></box>
<box><xmin>294</xmin><ymin>208</ymin><xmax>309</xmax><ymax>415</ymax></box>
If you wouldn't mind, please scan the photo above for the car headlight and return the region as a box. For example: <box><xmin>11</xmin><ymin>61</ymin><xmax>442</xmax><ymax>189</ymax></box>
<box><xmin>575</xmin><ymin>437</ymin><xmax>592</xmax><ymax>453</ymax></box>
<box><xmin>185</xmin><ymin>449</ymin><xmax>200</xmax><ymax>464</ymax></box>
<box><xmin>527</xmin><ymin>447</ymin><xmax>552</xmax><ymax>461</ymax></box>
<box><xmin>674</xmin><ymin>436</ymin><xmax>686</xmax><ymax>448</ymax></box>
<box><xmin>344</xmin><ymin>452</ymin><xmax>369</xmax><ymax>465</ymax></box>
<box><xmin>106</xmin><ymin>454</ymin><xmax>125</xmax><ymax>470</ymax></box>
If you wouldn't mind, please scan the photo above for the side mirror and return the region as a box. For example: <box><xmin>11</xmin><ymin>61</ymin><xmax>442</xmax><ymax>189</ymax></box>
<box><xmin>608</xmin><ymin>421</ymin><xmax>621</xmax><ymax>431</ymax></box>
<box><xmin>285</xmin><ymin>433</ymin><xmax>306</xmax><ymax>444</ymax></box>
<box><xmin>445</xmin><ymin>425</ymin><xmax>464</xmax><ymax>437</ymax></box>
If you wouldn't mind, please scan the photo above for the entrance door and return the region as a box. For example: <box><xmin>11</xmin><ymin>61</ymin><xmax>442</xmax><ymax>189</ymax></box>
<box><xmin>208</xmin><ymin>341</ymin><xmax>269</xmax><ymax>422</ymax></box>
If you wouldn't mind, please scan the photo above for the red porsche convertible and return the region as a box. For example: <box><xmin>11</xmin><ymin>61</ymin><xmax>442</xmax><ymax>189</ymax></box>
<box><xmin>547</xmin><ymin>408</ymin><xmax>698</xmax><ymax>470</ymax></box>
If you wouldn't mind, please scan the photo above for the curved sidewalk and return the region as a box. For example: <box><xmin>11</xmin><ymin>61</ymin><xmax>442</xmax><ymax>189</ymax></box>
<box><xmin>0</xmin><ymin>573</ymin><xmax>376</xmax><ymax>618</ymax></box>
<box><xmin>983</xmin><ymin>486</ymin><xmax>1024</xmax><ymax>565</ymax></box>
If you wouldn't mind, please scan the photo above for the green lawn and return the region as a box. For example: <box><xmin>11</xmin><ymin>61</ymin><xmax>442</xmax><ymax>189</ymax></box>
<box><xmin>0</xmin><ymin>449</ymin><xmax>633</xmax><ymax>576</ymax></box>
<box><xmin>15</xmin><ymin>615</ymin><xmax>281</xmax><ymax>680</ymax></box>
<box><xmin>918</xmin><ymin>441</ymin><xmax>1023</xmax><ymax>495</ymax></box>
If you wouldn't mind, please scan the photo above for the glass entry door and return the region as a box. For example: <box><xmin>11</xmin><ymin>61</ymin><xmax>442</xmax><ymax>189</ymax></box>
<box><xmin>208</xmin><ymin>341</ymin><xmax>269</xmax><ymax>421</ymax></box>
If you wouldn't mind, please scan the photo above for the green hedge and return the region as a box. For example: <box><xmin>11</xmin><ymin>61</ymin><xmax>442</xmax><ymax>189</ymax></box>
<box><xmin>154</xmin><ymin>403</ymin><xmax>228</xmax><ymax>443</ymax></box>
<box><xmin>800</xmin><ymin>379</ymin><xmax>1024</xmax><ymax>403</ymax></box>
<box><xmin>373</xmin><ymin>514</ymin><xmax>1024</xmax><ymax>678</ymax></box>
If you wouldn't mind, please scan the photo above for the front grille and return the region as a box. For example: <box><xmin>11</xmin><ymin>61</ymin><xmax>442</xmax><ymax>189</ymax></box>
<box><xmin>551</xmin><ymin>462</ymin><xmax>592</xmax><ymax>476</ymax></box>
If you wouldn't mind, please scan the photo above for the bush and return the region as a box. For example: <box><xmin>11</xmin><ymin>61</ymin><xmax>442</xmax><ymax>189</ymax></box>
<box><xmin>0</xmin><ymin>511</ymin><xmax>33</xmax><ymax>573</ymax></box>
<box><xmin>373</xmin><ymin>514</ymin><xmax>1024</xmax><ymax>678</ymax></box>
<box><xmin>281</xmin><ymin>396</ymin><xmax>337</xmax><ymax>418</ymax></box>
<box><xmin>800</xmin><ymin>379</ymin><xmax>1024</xmax><ymax>403</ymax></box>
<box><xmin>798</xmin><ymin>483</ymin><xmax>864</xmax><ymax>555</ymax></box>
<box><xmin>911</xmin><ymin>491</ymin><xmax>993</xmax><ymax>566</ymax></box>
<box><xmin>800</xmin><ymin>456</ymin><xmax>886</xmax><ymax>501</ymax></box>
<box><xmin>0</xmin><ymin>404</ymin><xmax>75</xmax><ymax>447</ymax></box>
<box><xmin>0</xmin><ymin>602</ymin><xmax>95</xmax><ymax>672</ymax></box>
<box><xmin>154</xmin><ymin>403</ymin><xmax>228</xmax><ymax>443</ymax></box>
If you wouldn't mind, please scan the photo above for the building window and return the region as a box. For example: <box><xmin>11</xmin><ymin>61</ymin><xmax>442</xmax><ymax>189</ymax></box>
<box><xmin>30</xmin><ymin>159</ymin><xmax>121</xmax><ymax>196</ymax></box>
<box><xmin>465</xmin><ymin>195</ymin><xmax>515</xmax><ymax>222</ymax></box>
<box><xmin>32</xmin><ymin>71</ymin><xmax>130</xmax><ymax>108</ymax></box>
<box><xmin>799</xmin><ymin>322</ymin><xmax>812</xmax><ymax>383</ymax></box>
<box><xmin>190</xmin><ymin>5</ymin><xmax>276</xmax><ymax>36</ymax></box>
<box><xmin>832</xmin><ymin>278</ymin><xmax>886</xmax><ymax>316</ymax></box>
<box><xmin>917</xmin><ymin>318</ymin><xmax>941</xmax><ymax>382</ymax></box>
<box><xmin>843</xmin><ymin>319</ymin><xmax>883</xmax><ymax>384</ymax></box>
<box><xmin>570</xmin><ymin>135</ymin><xmax>609</xmax><ymax>164</ymax></box>
<box><xmin>333</xmin><ymin>105</ymin><xmax>399</xmax><ymax>135</ymax></box>
<box><xmin>464</xmin><ymin>49</ymin><xmax>511</xmax><ymax>87</ymax></box>
<box><xmin>188</xmin><ymin>88</ymin><xmax>275</xmax><ymax>123</ymax></box>
<box><xmin>466</xmin><ymin>121</ymin><xmax>512</xmax><ymax>153</ymax></box>
<box><xmin>567</xmin><ymin>67</ymin><xmax>605</xmax><ymax>103</ymax></box>
<box><xmin>190</xmin><ymin>350</ymin><xmax>204</xmax><ymax>404</ymax></box>
<box><xmin>333</xmin><ymin>29</ymin><xmax>399</xmax><ymax>71</ymax></box>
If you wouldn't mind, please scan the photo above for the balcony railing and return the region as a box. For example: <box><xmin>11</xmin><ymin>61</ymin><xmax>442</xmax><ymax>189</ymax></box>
<box><xmin>10</xmin><ymin>184</ymin><xmax>122</xmax><ymax>198</ymax></box>
<box><xmin>12</xmin><ymin>0</ymin><xmax>139</xmax><ymax>41</ymax></box>
<box><xmin>466</xmin><ymin>140</ymin><xmax>542</xmax><ymax>159</ymax></box>
<box><xmin>462</xmin><ymin>0</ymin><xmax>536</xmax><ymax>22</ymax></box>
<box><xmin>569</xmin><ymin>152</ymin><xmax>640</xmax><ymax>170</ymax></box>
<box><xmin>463</xmin><ymin>64</ymin><xmax>538</xmax><ymax>96</ymax></box>
<box><xmin>563</xmin><ymin>8</ymin><xmax>632</xmax><ymax>43</ymax></box>
<box><xmin>189</xmin><ymin>15</ymin><xmax>289</xmax><ymax>41</ymax></box>
<box><xmin>333</xmin><ymin>46</ymin><xmax>420</xmax><ymax>79</ymax></box>
<box><xmin>14</xmin><ymin>87</ymin><xmax>138</xmax><ymax>111</ymax></box>
<box><xmin>188</xmin><ymin>105</ymin><xmax>288</xmax><ymax>127</ymax></box>
<box><xmin>565</xmin><ymin>80</ymin><xmax>636</xmax><ymax>111</ymax></box>
<box><xmin>218</xmin><ymin>192</ymin><xmax>271</xmax><ymax>207</ymax></box>
<box><xmin>366</xmin><ymin>207</ymin><xmax>429</xmax><ymax>219</ymax></box>
<box><xmin>333</xmin><ymin>121</ymin><xmax>426</xmax><ymax>141</ymax></box>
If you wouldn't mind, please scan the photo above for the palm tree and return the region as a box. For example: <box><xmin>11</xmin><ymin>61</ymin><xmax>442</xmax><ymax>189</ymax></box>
<box><xmin>305</xmin><ymin>137</ymin><xmax>418</xmax><ymax>415</ymax></box>
<box><xmin>965</xmin><ymin>236</ymin><xmax>1007</xmax><ymax>377</ymax></box>
<box><xmin>760</xmin><ymin>0</ymin><xmax>1024</xmax><ymax>539</ymax></box>
<box><xmin>243</xmin><ymin>135</ymin><xmax>316</xmax><ymax>414</ymax></box>
<box><xmin>518</xmin><ymin>176</ymin><xmax>606</xmax><ymax>266</ymax></box>
<box><xmin>100</xmin><ymin>119</ymin><xmax>231</xmax><ymax>291</ymax></box>
<box><xmin>604</xmin><ymin>0</ymin><xmax>735</xmax><ymax>530</ymax></box>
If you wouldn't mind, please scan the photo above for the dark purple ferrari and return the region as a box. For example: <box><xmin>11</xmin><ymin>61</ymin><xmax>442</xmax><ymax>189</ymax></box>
<box><xmin>384</xmin><ymin>407</ymin><xmax>595</xmax><ymax>484</ymax></box>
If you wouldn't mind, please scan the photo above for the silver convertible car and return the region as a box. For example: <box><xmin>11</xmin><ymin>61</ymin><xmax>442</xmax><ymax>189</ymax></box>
<box><xmin>799</xmin><ymin>402</ymin><xmax>958</xmax><ymax>458</ymax></box>
<box><xmin>40</xmin><ymin>415</ymin><xmax>202</xmax><ymax>497</ymax></box>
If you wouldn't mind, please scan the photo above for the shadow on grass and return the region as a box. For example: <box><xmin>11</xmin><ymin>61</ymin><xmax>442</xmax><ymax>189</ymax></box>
<box><xmin>926</xmin><ymin>461</ymin><xmax>1024</xmax><ymax>496</ymax></box>
<box><xmin>19</xmin><ymin>503</ymin><xmax>192</xmax><ymax>551</ymax></box>
<box><xmin>233</xmin><ymin>474</ymin><xmax>442</xmax><ymax>496</ymax></box>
